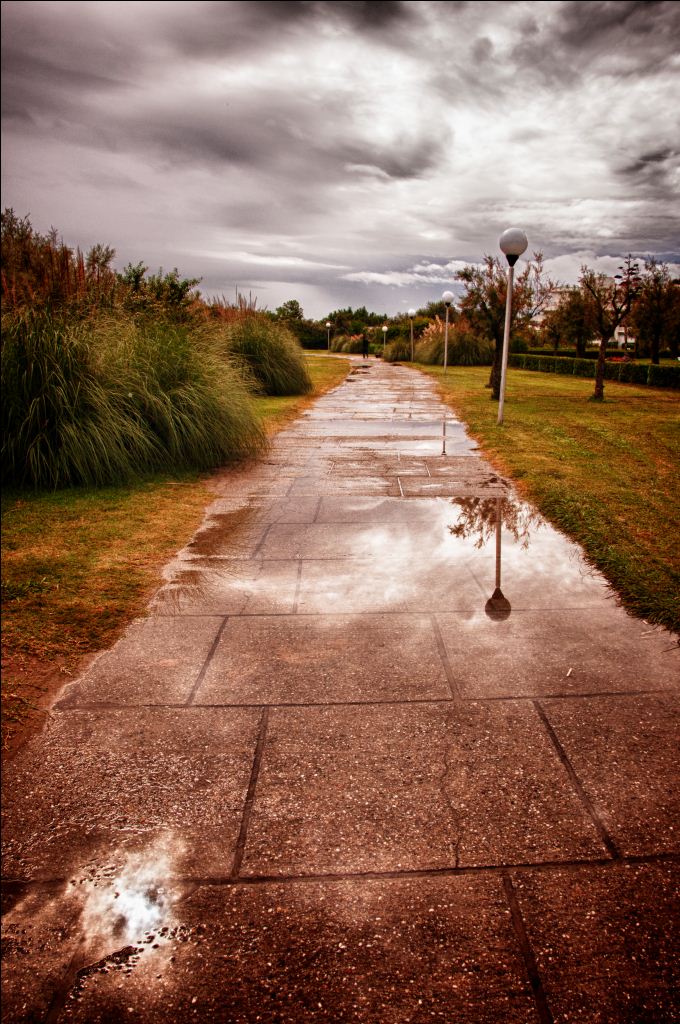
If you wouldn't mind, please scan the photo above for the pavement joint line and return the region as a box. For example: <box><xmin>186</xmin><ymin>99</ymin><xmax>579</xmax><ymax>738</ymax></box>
<box><xmin>4</xmin><ymin>853</ymin><xmax>678</xmax><ymax>894</ymax></box>
<box><xmin>51</xmin><ymin>688</ymin><xmax>677</xmax><ymax>715</ymax></box>
<box><xmin>292</xmin><ymin>561</ymin><xmax>303</xmax><ymax>614</ymax></box>
<box><xmin>430</xmin><ymin>615</ymin><xmax>462</xmax><ymax>700</ymax></box>
<box><xmin>250</xmin><ymin>522</ymin><xmax>275</xmax><ymax>557</ymax></box>
<box><xmin>230</xmin><ymin>707</ymin><xmax>270</xmax><ymax>880</ymax></box>
<box><xmin>184</xmin><ymin>616</ymin><xmax>230</xmax><ymax>707</ymax></box>
<box><xmin>533</xmin><ymin>700</ymin><xmax>622</xmax><ymax>860</ymax></box>
<box><xmin>502</xmin><ymin>872</ymin><xmax>555</xmax><ymax>1024</ymax></box>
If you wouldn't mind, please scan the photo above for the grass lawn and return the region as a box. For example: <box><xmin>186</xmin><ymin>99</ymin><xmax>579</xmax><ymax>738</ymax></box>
<box><xmin>1</xmin><ymin>353</ymin><xmax>349</xmax><ymax>751</ymax></box>
<box><xmin>420</xmin><ymin>365</ymin><xmax>680</xmax><ymax>635</ymax></box>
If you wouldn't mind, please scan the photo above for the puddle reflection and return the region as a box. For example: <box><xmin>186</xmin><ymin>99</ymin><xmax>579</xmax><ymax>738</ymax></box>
<box><xmin>77</xmin><ymin>836</ymin><xmax>183</xmax><ymax>955</ymax></box>
<box><xmin>156</xmin><ymin>491</ymin><xmax>607</xmax><ymax>616</ymax></box>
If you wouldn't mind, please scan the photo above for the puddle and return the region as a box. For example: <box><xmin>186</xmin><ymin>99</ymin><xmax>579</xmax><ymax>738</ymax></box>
<box><xmin>156</xmin><ymin>489</ymin><xmax>609</xmax><ymax>617</ymax></box>
<box><xmin>74</xmin><ymin>839</ymin><xmax>183</xmax><ymax>952</ymax></box>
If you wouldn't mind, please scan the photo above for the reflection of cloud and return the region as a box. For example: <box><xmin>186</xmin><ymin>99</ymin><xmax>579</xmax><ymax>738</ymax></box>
<box><xmin>80</xmin><ymin>836</ymin><xmax>183</xmax><ymax>949</ymax></box>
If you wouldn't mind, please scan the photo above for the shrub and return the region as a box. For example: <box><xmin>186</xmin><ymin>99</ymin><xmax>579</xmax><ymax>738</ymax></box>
<box><xmin>1</xmin><ymin>309</ymin><xmax>266</xmax><ymax>489</ymax></box>
<box><xmin>414</xmin><ymin>319</ymin><xmax>446</xmax><ymax>365</ymax></box>
<box><xmin>648</xmin><ymin>363</ymin><xmax>680</xmax><ymax>388</ymax></box>
<box><xmin>414</xmin><ymin>317</ymin><xmax>492</xmax><ymax>366</ymax></box>
<box><xmin>383</xmin><ymin>338</ymin><xmax>412</xmax><ymax>362</ymax></box>
<box><xmin>571</xmin><ymin>358</ymin><xmax>597</xmax><ymax>378</ymax></box>
<box><xmin>225</xmin><ymin>314</ymin><xmax>312</xmax><ymax>395</ymax></box>
<box><xmin>618</xmin><ymin>362</ymin><xmax>649</xmax><ymax>385</ymax></box>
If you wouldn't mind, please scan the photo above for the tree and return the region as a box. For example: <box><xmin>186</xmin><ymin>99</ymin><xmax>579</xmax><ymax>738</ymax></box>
<box><xmin>580</xmin><ymin>256</ymin><xmax>641</xmax><ymax>400</ymax></box>
<box><xmin>456</xmin><ymin>253</ymin><xmax>553</xmax><ymax>399</ymax></box>
<box><xmin>630</xmin><ymin>260</ymin><xmax>680</xmax><ymax>364</ymax></box>
<box><xmin>540</xmin><ymin>287</ymin><xmax>593</xmax><ymax>357</ymax></box>
<box><xmin>274</xmin><ymin>299</ymin><xmax>304</xmax><ymax>322</ymax></box>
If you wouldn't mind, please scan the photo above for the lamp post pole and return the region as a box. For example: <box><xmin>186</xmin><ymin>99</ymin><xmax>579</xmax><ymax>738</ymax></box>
<box><xmin>408</xmin><ymin>308</ymin><xmax>416</xmax><ymax>362</ymax></box>
<box><xmin>326</xmin><ymin>321</ymin><xmax>331</xmax><ymax>351</ymax></box>
<box><xmin>442</xmin><ymin>291</ymin><xmax>454</xmax><ymax>373</ymax></box>
<box><xmin>382</xmin><ymin>324</ymin><xmax>388</xmax><ymax>357</ymax></box>
<box><xmin>497</xmin><ymin>228</ymin><xmax>528</xmax><ymax>425</ymax></box>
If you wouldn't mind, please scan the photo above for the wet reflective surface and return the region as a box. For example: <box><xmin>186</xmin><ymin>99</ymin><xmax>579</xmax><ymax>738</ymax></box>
<box><xmin>3</xmin><ymin>357</ymin><xmax>678</xmax><ymax>1023</ymax></box>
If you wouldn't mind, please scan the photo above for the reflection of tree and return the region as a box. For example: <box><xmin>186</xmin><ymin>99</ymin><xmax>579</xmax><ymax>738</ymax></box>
<box><xmin>448</xmin><ymin>497</ymin><xmax>543</xmax><ymax>550</ymax></box>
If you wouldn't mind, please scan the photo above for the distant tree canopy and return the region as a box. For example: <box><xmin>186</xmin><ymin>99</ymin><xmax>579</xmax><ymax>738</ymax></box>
<box><xmin>273</xmin><ymin>299</ymin><xmax>304</xmax><ymax>322</ymax></box>
<box><xmin>456</xmin><ymin>253</ymin><xmax>554</xmax><ymax>399</ymax></box>
<box><xmin>630</xmin><ymin>260</ymin><xmax>680</xmax><ymax>363</ymax></box>
<box><xmin>540</xmin><ymin>287</ymin><xmax>593</xmax><ymax>358</ymax></box>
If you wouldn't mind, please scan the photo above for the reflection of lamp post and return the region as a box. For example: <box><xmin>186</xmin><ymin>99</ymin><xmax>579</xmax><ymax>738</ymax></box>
<box><xmin>498</xmin><ymin>228</ymin><xmax>528</xmax><ymax>425</ymax></box>
<box><xmin>382</xmin><ymin>323</ymin><xmax>388</xmax><ymax>357</ymax></box>
<box><xmin>485</xmin><ymin>496</ymin><xmax>511</xmax><ymax>620</ymax></box>
<box><xmin>408</xmin><ymin>308</ymin><xmax>416</xmax><ymax>362</ymax></box>
<box><xmin>326</xmin><ymin>321</ymin><xmax>332</xmax><ymax>350</ymax></box>
<box><xmin>442</xmin><ymin>291</ymin><xmax>454</xmax><ymax>373</ymax></box>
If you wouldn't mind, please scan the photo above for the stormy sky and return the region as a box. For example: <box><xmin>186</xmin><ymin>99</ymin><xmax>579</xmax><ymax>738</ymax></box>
<box><xmin>2</xmin><ymin>0</ymin><xmax>679</xmax><ymax>317</ymax></box>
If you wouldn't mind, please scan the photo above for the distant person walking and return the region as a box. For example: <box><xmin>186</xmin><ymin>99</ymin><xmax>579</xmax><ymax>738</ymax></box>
<box><xmin>361</xmin><ymin>332</ymin><xmax>369</xmax><ymax>358</ymax></box>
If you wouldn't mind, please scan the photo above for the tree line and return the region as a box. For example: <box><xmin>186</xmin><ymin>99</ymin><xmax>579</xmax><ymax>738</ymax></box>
<box><xmin>276</xmin><ymin>254</ymin><xmax>679</xmax><ymax>403</ymax></box>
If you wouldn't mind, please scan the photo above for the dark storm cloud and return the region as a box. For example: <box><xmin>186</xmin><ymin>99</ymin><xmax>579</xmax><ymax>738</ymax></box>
<box><xmin>510</xmin><ymin>0</ymin><xmax>680</xmax><ymax>81</ymax></box>
<box><xmin>619</xmin><ymin>147</ymin><xmax>679</xmax><ymax>193</ymax></box>
<box><xmin>2</xmin><ymin>0</ymin><xmax>678</xmax><ymax>316</ymax></box>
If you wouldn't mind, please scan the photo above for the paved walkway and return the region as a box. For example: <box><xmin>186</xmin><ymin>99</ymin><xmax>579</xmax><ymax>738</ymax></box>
<box><xmin>2</xmin><ymin>358</ymin><xmax>679</xmax><ymax>1023</ymax></box>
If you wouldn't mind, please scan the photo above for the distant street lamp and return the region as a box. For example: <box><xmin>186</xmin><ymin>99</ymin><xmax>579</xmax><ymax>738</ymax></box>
<box><xmin>326</xmin><ymin>321</ymin><xmax>332</xmax><ymax>350</ymax></box>
<box><xmin>497</xmin><ymin>228</ymin><xmax>528</xmax><ymax>425</ymax></box>
<box><xmin>382</xmin><ymin>323</ymin><xmax>388</xmax><ymax>356</ymax></box>
<box><xmin>408</xmin><ymin>308</ymin><xmax>416</xmax><ymax>362</ymax></box>
<box><xmin>442</xmin><ymin>291</ymin><xmax>454</xmax><ymax>373</ymax></box>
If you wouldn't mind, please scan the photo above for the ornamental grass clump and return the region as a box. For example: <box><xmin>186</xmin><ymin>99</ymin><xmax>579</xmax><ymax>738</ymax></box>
<box><xmin>1</xmin><ymin>309</ymin><xmax>266</xmax><ymax>489</ymax></box>
<box><xmin>225</xmin><ymin>314</ymin><xmax>312</xmax><ymax>396</ymax></box>
<box><xmin>415</xmin><ymin>316</ymin><xmax>493</xmax><ymax>366</ymax></box>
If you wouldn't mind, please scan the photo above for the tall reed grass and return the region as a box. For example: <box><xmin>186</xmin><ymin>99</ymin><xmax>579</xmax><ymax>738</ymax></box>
<box><xmin>224</xmin><ymin>315</ymin><xmax>312</xmax><ymax>396</ymax></box>
<box><xmin>414</xmin><ymin>317</ymin><xmax>493</xmax><ymax>366</ymax></box>
<box><xmin>1</xmin><ymin>309</ymin><xmax>266</xmax><ymax>489</ymax></box>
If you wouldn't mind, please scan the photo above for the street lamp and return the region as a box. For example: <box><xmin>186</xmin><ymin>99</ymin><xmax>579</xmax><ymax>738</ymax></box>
<box><xmin>442</xmin><ymin>291</ymin><xmax>454</xmax><ymax>373</ymax></box>
<box><xmin>326</xmin><ymin>321</ymin><xmax>332</xmax><ymax>350</ymax></box>
<box><xmin>408</xmin><ymin>308</ymin><xmax>416</xmax><ymax>362</ymax></box>
<box><xmin>497</xmin><ymin>228</ymin><xmax>528</xmax><ymax>425</ymax></box>
<box><xmin>382</xmin><ymin>323</ymin><xmax>388</xmax><ymax>357</ymax></box>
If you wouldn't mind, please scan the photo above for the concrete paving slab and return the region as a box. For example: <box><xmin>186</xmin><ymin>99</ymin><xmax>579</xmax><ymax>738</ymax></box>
<box><xmin>203</xmin><ymin>495</ymin><xmax>322</xmax><ymax>525</ymax></box>
<box><xmin>437</xmin><ymin>608</ymin><xmax>680</xmax><ymax>698</ymax></box>
<box><xmin>315</xmin><ymin>495</ymin><xmax>441</xmax><ymax>523</ymax></box>
<box><xmin>511</xmin><ymin>862</ymin><xmax>680</xmax><ymax>1024</ymax></box>
<box><xmin>540</xmin><ymin>694</ymin><xmax>680</xmax><ymax>855</ymax></box>
<box><xmin>2</xmin><ymin>708</ymin><xmax>260</xmax><ymax>879</ymax></box>
<box><xmin>4</xmin><ymin>356</ymin><xmax>678</xmax><ymax>1021</ymax></box>
<box><xmin>51</xmin><ymin>875</ymin><xmax>538</xmax><ymax>1024</ymax></box>
<box><xmin>399</xmin><ymin>477</ymin><xmax>508</xmax><ymax>497</ymax></box>
<box><xmin>195</xmin><ymin>614</ymin><xmax>452</xmax><ymax>705</ymax></box>
<box><xmin>55</xmin><ymin>616</ymin><xmax>224</xmax><ymax>707</ymax></box>
<box><xmin>180</xmin><ymin>507</ymin><xmax>270</xmax><ymax>558</ymax></box>
<box><xmin>296</xmin><ymin>557</ymin><xmax>483</xmax><ymax>613</ymax></box>
<box><xmin>1</xmin><ymin>886</ymin><xmax>85</xmax><ymax>1023</ymax></box>
<box><xmin>286</xmin><ymin>476</ymin><xmax>400</xmax><ymax>496</ymax></box>
<box><xmin>151</xmin><ymin>560</ymin><xmax>300</xmax><ymax>615</ymax></box>
<box><xmin>241</xmin><ymin>703</ymin><xmax>605</xmax><ymax>877</ymax></box>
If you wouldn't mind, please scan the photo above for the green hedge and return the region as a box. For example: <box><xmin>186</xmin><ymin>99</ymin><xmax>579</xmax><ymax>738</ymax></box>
<box><xmin>508</xmin><ymin>354</ymin><xmax>679</xmax><ymax>389</ymax></box>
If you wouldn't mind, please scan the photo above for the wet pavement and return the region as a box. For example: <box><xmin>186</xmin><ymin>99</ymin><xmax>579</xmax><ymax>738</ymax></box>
<box><xmin>2</xmin><ymin>356</ymin><xmax>679</xmax><ymax>1023</ymax></box>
